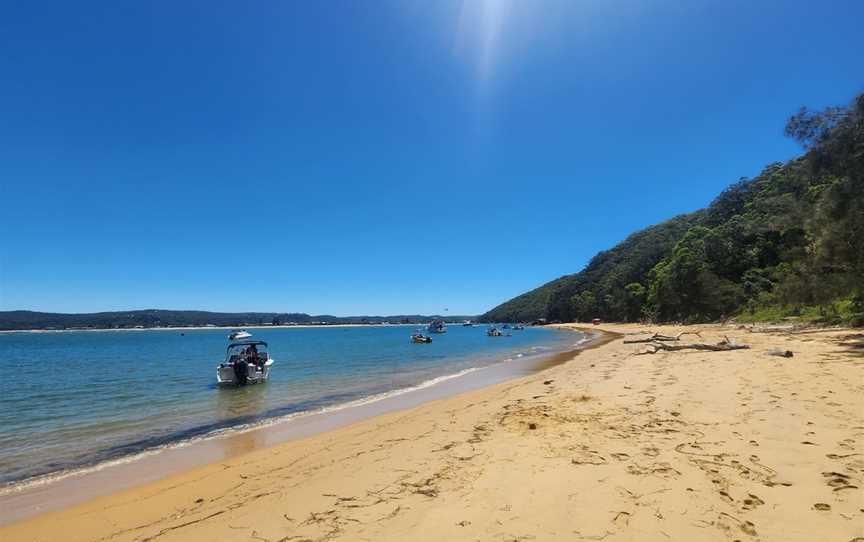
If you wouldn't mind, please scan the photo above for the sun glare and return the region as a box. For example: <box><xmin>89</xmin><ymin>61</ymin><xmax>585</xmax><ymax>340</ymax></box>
<box><xmin>455</xmin><ymin>0</ymin><xmax>517</xmax><ymax>92</ymax></box>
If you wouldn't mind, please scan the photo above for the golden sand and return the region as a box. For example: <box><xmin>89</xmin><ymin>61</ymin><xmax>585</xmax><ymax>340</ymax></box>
<box><xmin>3</xmin><ymin>324</ymin><xmax>862</xmax><ymax>541</ymax></box>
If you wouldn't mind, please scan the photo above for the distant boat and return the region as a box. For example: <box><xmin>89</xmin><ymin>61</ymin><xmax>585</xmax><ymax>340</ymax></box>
<box><xmin>502</xmin><ymin>324</ymin><xmax>511</xmax><ymax>329</ymax></box>
<box><xmin>217</xmin><ymin>340</ymin><xmax>274</xmax><ymax>386</ymax></box>
<box><xmin>487</xmin><ymin>327</ymin><xmax>503</xmax><ymax>337</ymax></box>
<box><xmin>411</xmin><ymin>333</ymin><xmax>432</xmax><ymax>344</ymax></box>
<box><xmin>512</xmin><ymin>324</ymin><xmax>525</xmax><ymax>330</ymax></box>
<box><xmin>462</xmin><ymin>320</ymin><xmax>474</xmax><ymax>327</ymax></box>
<box><xmin>228</xmin><ymin>329</ymin><xmax>251</xmax><ymax>340</ymax></box>
<box><xmin>427</xmin><ymin>320</ymin><xmax>447</xmax><ymax>334</ymax></box>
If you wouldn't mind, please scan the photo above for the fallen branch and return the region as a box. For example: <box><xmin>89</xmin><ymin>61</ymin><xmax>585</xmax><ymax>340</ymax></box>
<box><xmin>766</xmin><ymin>349</ymin><xmax>794</xmax><ymax>358</ymax></box>
<box><xmin>635</xmin><ymin>337</ymin><xmax>749</xmax><ymax>355</ymax></box>
<box><xmin>624</xmin><ymin>331</ymin><xmax>702</xmax><ymax>344</ymax></box>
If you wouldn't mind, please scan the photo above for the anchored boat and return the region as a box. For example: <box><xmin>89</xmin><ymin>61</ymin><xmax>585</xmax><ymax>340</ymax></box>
<box><xmin>411</xmin><ymin>332</ymin><xmax>433</xmax><ymax>343</ymax></box>
<box><xmin>427</xmin><ymin>319</ymin><xmax>447</xmax><ymax>334</ymax></box>
<box><xmin>228</xmin><ymin>329</ymin><xmax>252</xmax><ymax>340</ymax></box>
<box><xmin>217</xmin><ymin>340</ymin><xmax>274</xmax><ymax>386</ymax></box>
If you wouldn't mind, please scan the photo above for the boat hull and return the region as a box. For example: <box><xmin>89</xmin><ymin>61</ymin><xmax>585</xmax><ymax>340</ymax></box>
<box><xmin>217</xmin><ymin>360</ymin><xmax>274</xmax><ymax>386</ymax></box>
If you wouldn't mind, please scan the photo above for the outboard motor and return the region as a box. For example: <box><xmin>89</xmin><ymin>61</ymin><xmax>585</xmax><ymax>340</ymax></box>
<box><xmin>232</xmin><ymin>360</ymin><xmax>249</xmax><ymax>385</ymax></box>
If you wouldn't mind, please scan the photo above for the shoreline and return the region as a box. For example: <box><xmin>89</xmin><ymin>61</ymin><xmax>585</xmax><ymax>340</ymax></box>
<box><xmin>0</xmin><ymin>323</ymin><xmax>426</xmax><ymax>334</ymax></box>
<box><xmin>3</xmin><ymin>323</ymin><xmax>861</xmax><ymax>541</ymax></box>
<box><xmin>0</xmin><ymin>327</ymin><xmax>604</xmax><ymax>527</ymax></box>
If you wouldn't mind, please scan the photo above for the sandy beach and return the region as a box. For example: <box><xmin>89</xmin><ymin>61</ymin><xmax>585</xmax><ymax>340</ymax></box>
<box><xmin>2</xmin><ymin>323</ymin><xmax>862</xmax><ymax>541</ymax></box>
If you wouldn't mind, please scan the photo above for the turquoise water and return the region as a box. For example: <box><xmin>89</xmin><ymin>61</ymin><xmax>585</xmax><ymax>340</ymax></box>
<box><xmin>0</xmin><ymin>325</ymin><xmax>580</xmax><ymax>490</ymax></box>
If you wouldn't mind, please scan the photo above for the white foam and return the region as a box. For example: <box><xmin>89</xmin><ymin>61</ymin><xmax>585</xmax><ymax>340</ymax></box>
<box><xmin>572</xmin><ymin>334</ymin><xmax>594</xmax><ymax>347</ymax></box>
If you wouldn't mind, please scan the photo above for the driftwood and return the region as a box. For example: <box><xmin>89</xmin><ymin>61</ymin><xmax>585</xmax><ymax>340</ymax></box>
<box><xmin>623</xmin><ymin>331</ymin><xmax>702</xmax><ymax>344</ymax></box>
<box><xmin>635</xmin><ymin>336</ymin><xmax>750</xmax><ymax>355</ymax></box>
<box><xmin>766</xmin><ymin>349</ymin><xmax>794</xmax><ymax>358</ymax></box>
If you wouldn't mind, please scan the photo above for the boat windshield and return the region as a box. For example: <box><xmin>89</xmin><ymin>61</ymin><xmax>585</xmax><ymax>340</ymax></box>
<box><xmin>226</xmin><ymin>342</ymin><xmax>268</xmax><ymax>363</ymax></box>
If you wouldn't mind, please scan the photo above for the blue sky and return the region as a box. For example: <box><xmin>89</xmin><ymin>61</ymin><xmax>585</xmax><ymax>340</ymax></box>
<box><xmin>1</xmin><ymin>0</ymin><xmax>861</xmax><ymax>315</ymax></box>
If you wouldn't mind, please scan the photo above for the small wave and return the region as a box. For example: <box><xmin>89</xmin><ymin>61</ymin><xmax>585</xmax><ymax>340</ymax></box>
<box><xmin>572</xmin><ymin>334</ymin><xmax>594</xmax><ymax>347</ymax></box>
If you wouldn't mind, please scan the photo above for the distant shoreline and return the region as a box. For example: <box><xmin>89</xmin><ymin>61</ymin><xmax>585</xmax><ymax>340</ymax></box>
<box><xmin>0</xmin><ymin>322</ymin><xmax>431</xmax><ymax>334</ymax></box>
<box><xmin>0</xmin><ymin>309</ymin><xmax>480</xmax><ymax>333</ymax></box>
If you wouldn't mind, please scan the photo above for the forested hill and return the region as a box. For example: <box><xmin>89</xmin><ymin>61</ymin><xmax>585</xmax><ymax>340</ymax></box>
<box><xmin>483</xmin><ymin>92</ymin><xmax>864</xmax><ymax>326</ymax></box>
<box><xmin>0</xmin><ymin>310</ymin><xmax>474</xmax><ymax>331</ymax></box>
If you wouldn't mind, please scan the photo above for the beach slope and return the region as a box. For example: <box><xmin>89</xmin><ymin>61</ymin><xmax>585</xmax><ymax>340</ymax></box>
<box><xmin>3</xmin><ymin>324</ymin><xmax>862</xmax><ymax>541</ymax></box>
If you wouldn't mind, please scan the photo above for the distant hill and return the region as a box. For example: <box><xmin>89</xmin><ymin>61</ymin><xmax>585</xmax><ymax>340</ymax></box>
<box><xmin>481</xmin><ymin>213</ymin><xmax>703</xmax><ymax>323</ymax></box>
<box><xmin>0</xmin><ymin>310</ymin><xmax>475</xmax><ymax>331</ymax></box>
<box><xmin>482</xmin><ymin>92</ymin><xmax>864</xmax><ymax>326</ymax></box>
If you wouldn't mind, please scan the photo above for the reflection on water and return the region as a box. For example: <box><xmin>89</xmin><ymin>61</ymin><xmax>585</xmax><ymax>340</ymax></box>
<box><xmin>214</xmin><ymin>385</ymin><xmax>268</xmax><ymax>421</ymax></box>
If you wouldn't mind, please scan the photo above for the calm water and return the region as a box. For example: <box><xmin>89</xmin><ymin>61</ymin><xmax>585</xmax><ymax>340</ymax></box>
<box><xmin>0</xmin><ymin>325</ymin><xmax>580</xmax><ymax>490</ymax></box>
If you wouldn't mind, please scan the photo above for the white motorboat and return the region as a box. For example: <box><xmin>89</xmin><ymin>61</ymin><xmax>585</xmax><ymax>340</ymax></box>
<box><xmin>217</xmin><ymin>340</ymin><xmax>274</xmax><ymax>386</ymax></box>
<box><xmin>427</xmin><ymin>319</ymin><xmax>447</xmax><ymax>334</ymax></box>
<box><xmin>228</xmin><ymin>329</ymin><xmax>252</xmax><ymax>340</ymax></box>
<box><xmin>487</xmin><ymin>326</ymin><xmax>503</xmax><ymax>337</ymax></box>
<box><xmin>411</xmin><ymin>333</ymin><xmax>433</xmax><ymax>343</ymax></box>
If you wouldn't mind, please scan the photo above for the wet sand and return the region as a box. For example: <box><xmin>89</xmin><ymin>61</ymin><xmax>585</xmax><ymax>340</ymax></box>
<box><xmin>2</xmin><ymin>324</ymin><xmax>862</xmax><ymax>541</ymax></box>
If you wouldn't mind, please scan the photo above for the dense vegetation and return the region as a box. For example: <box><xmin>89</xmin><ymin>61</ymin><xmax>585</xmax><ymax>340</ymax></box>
<box><xmin>0</xmin><ymin>310</ymin><xmax>473</xmax><ymax>331</ymax></box>
<box><xmin>483</xmin><ymin>92</ymin><xmax>864</xmax><ymax>326</ymax></box>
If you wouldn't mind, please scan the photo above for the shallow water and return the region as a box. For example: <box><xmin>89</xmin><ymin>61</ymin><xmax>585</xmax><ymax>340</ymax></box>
<box><xmin>0</xmin><ymin>325</ymin><xmax>579</xmax><ymax>490</ymax></box>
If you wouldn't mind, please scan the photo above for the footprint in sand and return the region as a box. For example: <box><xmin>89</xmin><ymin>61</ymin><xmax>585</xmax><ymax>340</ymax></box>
<box><xmin>611</xmin><ymin>452</ymin><xmax>630</xmax><ymax>461</ymax></box>
<box><xmin>612</xmin><ymin>510</ymin><xmax>631</xmax><ymax>527</ymax></box>
<box><xmin>642</xmin><ymin>446</ymin><xmax>660</xmax><ymax>457</ymax></box>
<box><xmin>823</xmin><ymin>471</ymin><xmax>851</xmax><ymax>486</ymax></box>
<box><xmin>813</xmin><ymin>503</ymin><xmax>831</xmax><ymax>511</ymax></box>
<box><xmin>717</xmin><ymin>512</ymin><xmax>758</xmax><ymax>537</ymax></box>
<box><xmin>823</xmin><ymin>471</ymin><xmax>859</xmax><ymax>492</ymax></box>
<box><xmin>839</xmin><ymin>439</ymin><xmax>856</xmax><ymax>450</ymax></box>
<box><xmin>571</xmin><ymin>450</ymin><xmax>606</xmax><ymax>466</ymax></box>
<box><xmin>742</xmin><ymin>494</ymin><xmax>765</xmax><ymax>510</ymax></box>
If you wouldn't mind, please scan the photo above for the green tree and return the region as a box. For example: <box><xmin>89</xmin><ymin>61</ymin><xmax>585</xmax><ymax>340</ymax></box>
<box><xmin>570</xmin><ymin>291</ymin><xmax>597</xmax><ymax>321</ymax></box>
<box><xmin>624</xmin><ymin>283</ymin><xmax>647</xmax><ymax>321</ymax></box>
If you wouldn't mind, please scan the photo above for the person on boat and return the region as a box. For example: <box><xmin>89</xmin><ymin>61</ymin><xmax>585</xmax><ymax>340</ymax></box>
<box><xmin>245</xmin><ymin>344</ymin><xmax>259</xmax><ymax>366</ymax></box>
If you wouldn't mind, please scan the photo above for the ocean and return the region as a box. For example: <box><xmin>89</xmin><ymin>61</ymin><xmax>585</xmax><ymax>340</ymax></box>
<box><xmin>0</xmin><ymin>324</ymin><xmax>583</xmax><ymax>494</ymax></box>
